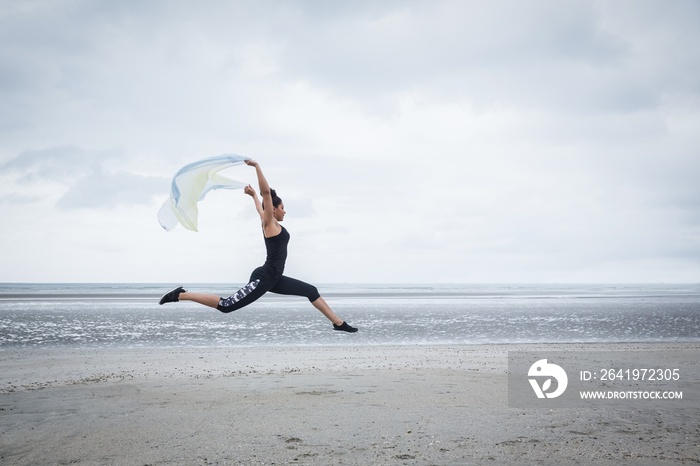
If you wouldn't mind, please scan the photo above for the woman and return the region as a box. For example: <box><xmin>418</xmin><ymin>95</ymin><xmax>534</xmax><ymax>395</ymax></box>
<box><xmin>159</xmin><ymin>159</ymin><xmax>358</xmax><ymax>333</ymax></box>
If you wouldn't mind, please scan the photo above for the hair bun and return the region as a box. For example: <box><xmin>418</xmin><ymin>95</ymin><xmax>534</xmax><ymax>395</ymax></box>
<box><xmin>270</xmin><ymin>189</ymin><xmax>277</xmax><ymax>197</ymax></box>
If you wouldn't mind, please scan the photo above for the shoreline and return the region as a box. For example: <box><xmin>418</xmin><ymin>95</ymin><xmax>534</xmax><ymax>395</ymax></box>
<box><xmin>1</xmin><ymin>343</ymin><xmax>699</xmax><ymax>465</ymax></box>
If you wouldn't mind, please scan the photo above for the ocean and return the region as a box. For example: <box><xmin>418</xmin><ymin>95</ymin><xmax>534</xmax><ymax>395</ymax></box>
<box><xmin>1</xmin><ymin>283</ymin><xmax>699</xmax><ymax>349</ymax></box>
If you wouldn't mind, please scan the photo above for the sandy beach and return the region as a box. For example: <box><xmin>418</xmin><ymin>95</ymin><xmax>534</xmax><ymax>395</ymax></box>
<box><xmin>1</xmin><ymin>343</ymin><xmax>698</xmax><ymax>465</ymax></box>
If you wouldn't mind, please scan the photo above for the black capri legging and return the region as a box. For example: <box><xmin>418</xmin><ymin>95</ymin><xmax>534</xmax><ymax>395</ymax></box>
<box><xmin>216</xmin><ymin>266</ymin><xmax>321</xmax><ymax>313</ymax></box>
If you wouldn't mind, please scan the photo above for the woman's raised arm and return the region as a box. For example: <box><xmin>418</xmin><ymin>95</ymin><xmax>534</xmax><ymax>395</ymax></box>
<box><xmin>243</xmin><ymin>184</ymin><xmax>264</xmax><ymax>218</ymax></box>
<box><xmin>245</xmin><ymin>159</ymin><xmax>278</xmax><ymax>236</ymax></box>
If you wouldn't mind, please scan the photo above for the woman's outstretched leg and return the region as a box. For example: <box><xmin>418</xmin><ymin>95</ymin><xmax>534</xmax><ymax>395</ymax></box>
<box><xmin>159</xmin><ymin>272</ymin><xmax>269</xmax><ymax>313</ymax></box>
<box><xmin>310</xmin><ymin>296</ymin><xmax>343</xmax><ymax>325</ymax></box>
<box><xmin>159</xmin><ymin>286</ymin><xmax>222</xmax><ymax>309</ymax></box>
<box><xmin>311</xmin><ymin>296</ymin><xmax>358</xmax><ymax>332</ymax></box>
<box><xmin>271</xmin><ymin>276</ymin><xmax>358</xmax><ymax>332</ymax></box>
<box><xmin>179</xmin><ymin>291</ymin><xmax>220</xmax><ymax>309</ymax></box>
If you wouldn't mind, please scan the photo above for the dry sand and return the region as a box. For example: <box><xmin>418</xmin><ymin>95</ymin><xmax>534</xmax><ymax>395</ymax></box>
<box><xmin>1</xmin><ymin>343</ymin><xmax>698</xmax><ymax>465</ymax></box>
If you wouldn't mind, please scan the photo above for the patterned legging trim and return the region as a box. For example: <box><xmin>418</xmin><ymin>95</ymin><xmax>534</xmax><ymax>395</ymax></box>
<box><xmin>218</xmin><ymin>279</ymin><xmax>260</xmax><ymax>309</ymax></box>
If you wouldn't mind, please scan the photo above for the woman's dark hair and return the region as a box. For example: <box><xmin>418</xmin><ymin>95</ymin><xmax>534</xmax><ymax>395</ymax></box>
<box><xmin>262</xmin><ymin>189</ymin><xmax>282</xmax><ymax>209</ymax></box>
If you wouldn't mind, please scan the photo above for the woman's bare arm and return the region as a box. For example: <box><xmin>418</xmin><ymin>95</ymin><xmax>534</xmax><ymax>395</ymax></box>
<box><xmin>244</xmin><ymin>184</ymin><xmax>264</xmax><ymax>218</ymax></box>
<box><xmin>245</xmin><ymin>159</ymin><xmax>279</xmax><ymax>237</ymax></box>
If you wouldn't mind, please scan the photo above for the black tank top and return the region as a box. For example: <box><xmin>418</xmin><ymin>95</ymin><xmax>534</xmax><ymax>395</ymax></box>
<box><xmin>263</xmin><ymin>225</ymin><xmax>289</xmax><ymax>277</ymax></box>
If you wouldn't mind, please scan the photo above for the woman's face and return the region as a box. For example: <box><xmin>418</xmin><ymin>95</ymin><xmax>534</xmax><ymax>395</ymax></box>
<box><xmin>273</xmin><ymin>203</ymin><xmax>286</xmax><ymax>222</ymax></box>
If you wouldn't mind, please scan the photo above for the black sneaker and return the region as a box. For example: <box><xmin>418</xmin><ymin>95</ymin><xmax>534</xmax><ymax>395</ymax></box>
<box><xmin>159</xmin><ymin>286</ymin><xmax>186</xmax><ymax>305</ymax></box>
<box><xmin>333</xmin><ymin>321</ymin><xmax>358</xmax><ymax>333</ymax></box>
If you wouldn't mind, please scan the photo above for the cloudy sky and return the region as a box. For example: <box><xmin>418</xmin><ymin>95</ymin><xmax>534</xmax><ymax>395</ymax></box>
<box><xmin>1</xmin><ymin>0</ymin><xmax>698</xmax><ymax>284</ymax></box>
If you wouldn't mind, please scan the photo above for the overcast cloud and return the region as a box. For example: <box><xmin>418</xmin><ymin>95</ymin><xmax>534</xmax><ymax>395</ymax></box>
<box><xmin>0</xmin><ymin>0</ymin><xmax>698</xmax><ymax>283</ymax></box>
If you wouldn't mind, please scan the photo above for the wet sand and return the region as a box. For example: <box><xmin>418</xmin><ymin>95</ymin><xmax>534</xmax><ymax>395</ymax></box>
<box><xmin>1</xmin><ymin>343</ymin><xmax>699</xmax><ymax>465</ymax></box>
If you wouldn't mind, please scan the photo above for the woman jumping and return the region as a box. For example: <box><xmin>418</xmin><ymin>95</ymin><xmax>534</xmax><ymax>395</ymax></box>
<box><xmin>159</xmin><ymin>159</ymin><xmax>358</xmax><ymax>333</ymax></box>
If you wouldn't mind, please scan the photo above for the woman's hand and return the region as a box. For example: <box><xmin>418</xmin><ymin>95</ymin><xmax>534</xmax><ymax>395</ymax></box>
<box><xmin>244</xmin><ymin>159</ymin><xmax>259</xmax><ymax>168</ymax></box>
<box><xmin>243</xmin><ymin>184</ymin><xmax>256</xmax><ymax>197</ymax></box>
